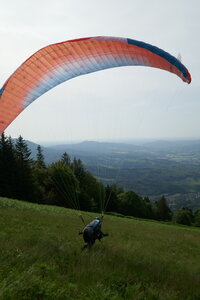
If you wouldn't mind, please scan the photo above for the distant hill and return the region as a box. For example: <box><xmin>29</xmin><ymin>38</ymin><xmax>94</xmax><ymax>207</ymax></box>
<box><xmin>49</xmin><ymin>140</ymin><xmax>143</xmax><ymax>153</ymax></box>
<box><xmin>24</xmin><ymin>139</ymin><xmax>200</xmax><ymax>164</ymax></box>
<box><xmin>143</xmin><ymin>139</ymin><xmax>200</xmax><ymax>152</ymax></box>
<box><xmin>25</xmin><ymin>140</ymin><xmax>157</xmax><ymax>164</ymax></box>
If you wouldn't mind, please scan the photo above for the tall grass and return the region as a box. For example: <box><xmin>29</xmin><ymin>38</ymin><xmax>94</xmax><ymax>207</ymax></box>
<box><xmin>0</xmin><ymin>197</ymin><xmax>200</xmax><ymax>299</ymax></box>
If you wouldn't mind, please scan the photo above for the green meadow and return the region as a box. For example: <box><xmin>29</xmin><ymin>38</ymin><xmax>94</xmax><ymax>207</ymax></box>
<box><xmin>0</xmin><ymin>197</ymin><xmax>200</xmax><ymax>300</ymax></box>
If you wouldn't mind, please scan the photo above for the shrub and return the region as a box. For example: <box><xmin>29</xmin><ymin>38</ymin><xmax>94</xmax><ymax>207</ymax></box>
<box><xmin>174</xmin><ymin>209</ymin><xmax>193</xmax><ymax>226</ymax></box>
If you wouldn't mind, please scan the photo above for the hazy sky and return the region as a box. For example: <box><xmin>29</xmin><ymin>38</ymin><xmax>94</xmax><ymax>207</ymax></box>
<box><xmin>0</xmin><ymin>0</ymin><xmax>199</xmax><ymax>143</ymax></box>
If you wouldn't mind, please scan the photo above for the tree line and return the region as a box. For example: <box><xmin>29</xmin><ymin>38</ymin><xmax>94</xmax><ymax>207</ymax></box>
<box><xmin>0</xmin><ymin>133</ymin><xmax>200</xmax><ymax>227</ymax></box>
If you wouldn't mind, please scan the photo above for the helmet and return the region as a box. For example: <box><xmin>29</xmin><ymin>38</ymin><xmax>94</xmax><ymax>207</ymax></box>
<box><xmin>95</xmin><ymin>216</ymin><xmax>103</xmax><ymax>221</ymax></box>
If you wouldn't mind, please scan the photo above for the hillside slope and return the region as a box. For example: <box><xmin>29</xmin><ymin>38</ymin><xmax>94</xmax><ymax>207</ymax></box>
<box><xmin>1</xmin><ymin>197</ymin><xmax>200</xmax><ymax>299</ymax></box>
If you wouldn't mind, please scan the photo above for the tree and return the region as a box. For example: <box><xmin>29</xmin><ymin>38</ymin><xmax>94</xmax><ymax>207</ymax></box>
<box><xmin>79</xmin><ymin>171</ymin><xmax>105</xmax><ymax>212</ymax></box>
<box><xmin>194</xmin><ymin>209</ymin><xmax>200</xmax><ymax>227</ymax></box>
<box><xmin>32</xmin><ymin>165</ymin><xmax>49</xmax><ymax>204</ymax></box>
<box><xmin>117</xmin><ymin>190</ymin><xmax>146</xmax><ymax>218</ymax></box>
<box><xmin>0</xmin><ymin>133</ymin><xmax>18</xmax><ymax>198</ymax></box>
<box><xmin>35</xmin><ymin>145</ymin><xmax>46</xmax><ymax>169</ymax></box>
<box><xmin>15</xmin><ymin>136</ymin><xmax>32</xmax><ymax>163</ymax></box>
<box><xmin>174</xmin><ymin>208</ymin><xmax>193</xmax><ymax>226</ymax></box>
<box><xmin>154</xmin><ymin>196</ymin><xmax>172</xmax><ymax>221</ymax></box>
<box><xmin>32</xmin><ymin>145</ymin><xmax>47</xmax><ymax>203</ymax></box>
<box><xmin>61</xmin><ymin>152</ymin><xmax>71</xmax><ymax>166</ymax></box>
<box><xmin>143</xmin><ymin>196</ymin><xmax>154</xmax><ymax>219</ymax></box>
<box><xmin>14</xmin><ymin>136</ymin><xmax>36</xmax><ymax>202</ymax></box>
<box><xmin>73</xmin><ymin>157</ymin><xmax>85</xmax><ymax>186</ymax></box>
<box><xmin>47</xmin><ymin>161</ymin><xmax>79</xmax><ymax>208</ymax></box>
<box><xmin>104</xmin><ymin>184</ymin><xmax>124</xmax><ymax>212</ymax></box>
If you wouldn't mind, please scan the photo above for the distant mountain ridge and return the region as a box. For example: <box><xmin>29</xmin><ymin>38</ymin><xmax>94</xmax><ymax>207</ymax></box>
<box><xmin>49</xmin><ymin>140</ymin><xmax>143</xmax><ymax>153</ymax></box>
<box><xmin>19</xmin><ymin>139</ymin><xmax>200</xmax><ymax>165</ymax></box>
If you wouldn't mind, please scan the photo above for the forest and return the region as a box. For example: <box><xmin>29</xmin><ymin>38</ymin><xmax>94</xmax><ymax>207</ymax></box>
<box><xmin>1</xmin><ymin>133</ymin><xmax>200</xmax><ymax>227</ymax></box>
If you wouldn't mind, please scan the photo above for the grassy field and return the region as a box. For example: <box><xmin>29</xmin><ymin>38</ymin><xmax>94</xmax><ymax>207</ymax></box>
<box><xmin>0</xmin><ymin>197</ymin><xmax>200</xmax><ymax>299</ymax></box>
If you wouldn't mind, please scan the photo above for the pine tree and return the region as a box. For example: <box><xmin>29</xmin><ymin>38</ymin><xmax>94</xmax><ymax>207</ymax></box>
<box><xmin>0</xmin><ymin>133</ymin><xmax>18</xmax><ymax>198</ymax></box>
<box><xmin>155</xmin><ymin>196</ymin><xmax>172</xmax><ymax>221</ymax></box>
<box><xmin>15</xmin><ymin>135</ymin><xmax>32</xmax><ymax>163</ymax></box>
<box><xmin>61</xmin><ymin>152</ymin><xmax>71</xmax><ymax>166</ymax></box>
<box><xmin>35</xmin><ymin>145</ymin><xmax>46</xmax><ymax>169</ymax></box>
<box><xmin>14</xmin><ymin>136</ymin><xmax>36</xmax><ymax>202</ymax></box>
<box><xmin>73</xmin><ymin>157</ymin><xmax>85</xmax><ymax>186</ymax></box>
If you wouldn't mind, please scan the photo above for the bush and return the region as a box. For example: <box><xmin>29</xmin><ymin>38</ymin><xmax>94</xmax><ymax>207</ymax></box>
<box><xmin>194</xmin><ymin>209</ymin><xmax>200</xmax><ymax>227</ymax></box>
<box><xmin>174</xmin><ymin>209</ymin><xmax>193</xmax><ymax>226</ymax></box>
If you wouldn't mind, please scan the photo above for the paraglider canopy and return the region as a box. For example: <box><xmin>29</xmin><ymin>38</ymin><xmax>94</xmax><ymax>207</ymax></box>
<box><xmin>0</xmin><ymin>36</ymin><xmax>191</xmax><ymax>133</ymax></box>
